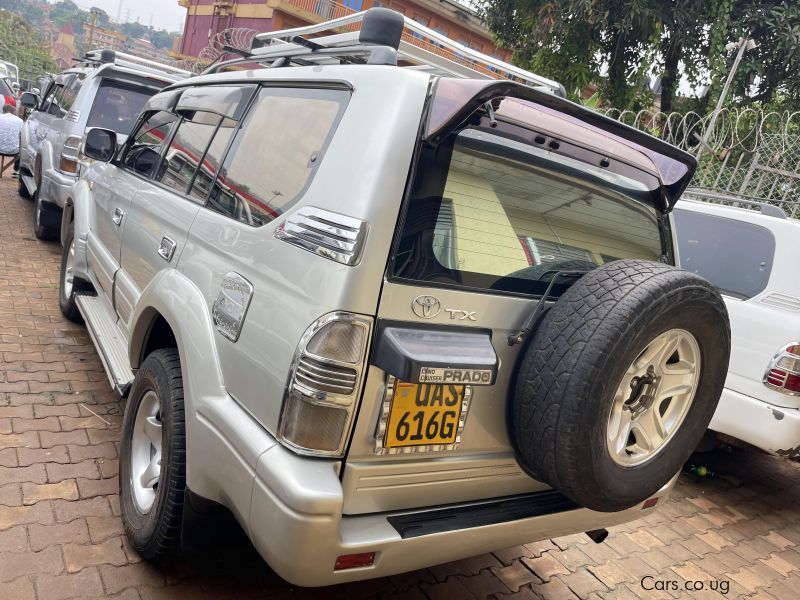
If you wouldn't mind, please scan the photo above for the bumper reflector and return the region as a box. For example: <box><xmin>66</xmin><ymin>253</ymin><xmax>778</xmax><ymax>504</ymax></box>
<box><xmin>334</xmin><ymin>552</ymin><xmax>375</xmax><ymax>571</ymax></box>
<box><xmin>642</xmin><ymin>497</ymin><xmax>659</xmax><ymax>509</ymax></box>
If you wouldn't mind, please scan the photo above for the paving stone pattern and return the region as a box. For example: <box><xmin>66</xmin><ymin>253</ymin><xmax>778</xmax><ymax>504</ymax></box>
<box><xmin>2</xmin><ymin>178</ymin><xmax>800</xmax><ymax>598</ymax></box>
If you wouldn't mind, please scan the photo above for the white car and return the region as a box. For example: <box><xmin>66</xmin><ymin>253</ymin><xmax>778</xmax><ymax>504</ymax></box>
<box><xmin>674</xmin><ymin>198</ymin><xmax>800</xmax><ymax>457</ymax></box>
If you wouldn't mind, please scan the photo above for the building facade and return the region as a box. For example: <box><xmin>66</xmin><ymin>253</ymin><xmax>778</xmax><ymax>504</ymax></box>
<box><xmin>86</xmin><ymin>25</ymin><xmax>127</xmax><ymax>52</ymax></box>
<box><xmin>176</xmin><ymin>0</ymin><xmax>509</xmax><ymax>64</ymax></box>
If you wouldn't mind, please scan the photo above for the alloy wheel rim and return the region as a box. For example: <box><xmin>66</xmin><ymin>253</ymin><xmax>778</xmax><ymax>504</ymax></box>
<box><xmin>130</xmin><ymin>390</ymin><xmax>163</xmax><ymax>514</ymax></box>
<box><xmin>606</xmin><ymin>328</ymin><xmax>701</xmax><ymax>467</ymax></box>
<box><xmin>63</xmin><ymin>238</ymin><xmax>75</xmax><ymax>300</ymax></box>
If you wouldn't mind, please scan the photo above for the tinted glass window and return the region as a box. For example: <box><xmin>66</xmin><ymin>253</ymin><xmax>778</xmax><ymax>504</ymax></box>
<box><xmin>392</xmin><ymin>127</ymin><xmax>663</xmax><ymax>298</ymax></box>
<box><xmin>153</xmin><ymin>111</ymin><xmax>220</xmax><ymax>199</ymax></box>
<box><xmin>60</xmin><ymin>74</ymin><xmax>85</xmax><ymax>112</ymax></box>
<box><xmin>0</xmin><ymin>78</ymin><xmax>12</xmax><ymax>96</ymax></box>
<box><xmin>48</xmin><ymin>82</ymin><xmax>68</xmax><ymax>117</ymax></box>
<box><xmin>189</xmin><ymin>117</ymin><xmax>236</xmax><ymax>202</ymax></box>
<box><xmin>121</xmin><ymin>110</ymin><xmax>178</xmax><ymax>177</ymax></box>
<box><xmin>87</xmin><ymin>81</ymin><xmax>156</xmax><ymax>135</ymax></box>
<box><xmin>207</xmin><ymin>86</ymin><xmax>349</xmax><ymax>227</ymax></box>
<box><xmin>38</xmin><ymin>82</ymin><xmax>57</xmax><ymax>113</ymax></box>
<box><xmin>673</xmin><ymin>208</ymin><xmax>775</xmax><ymax>299</ymax></box>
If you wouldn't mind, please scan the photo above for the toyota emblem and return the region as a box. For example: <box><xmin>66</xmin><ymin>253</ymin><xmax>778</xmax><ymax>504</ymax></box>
<box><xmin>412</xmin><ymin>295</ymin><xmax>441</xmax><ymax>319</ymax></box>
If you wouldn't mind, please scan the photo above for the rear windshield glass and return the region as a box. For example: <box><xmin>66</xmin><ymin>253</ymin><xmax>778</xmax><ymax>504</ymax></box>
<box><xmin>673</xmin><ymin>208</ymin><xmax>775</xmax><ymax>300</ymax></box>
<box><xmin>391</xmin><ymin>122</ymin><xmax>665</xmax><ymax>298</ymax></box>
<box><xmin>87</xmin><ymin>81</ymin><xmax>157</xmax><ymax>135</ymax></box>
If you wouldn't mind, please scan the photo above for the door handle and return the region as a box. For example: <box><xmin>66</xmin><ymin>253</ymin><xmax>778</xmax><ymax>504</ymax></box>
<box><xmin>112</xmin><ymin>207</ymin><xmax>124</xmax><ymax>226</ymax></box>
<box><xmin>158</xmin><ymin>237</ymin><xmax>177</xmax><ymax>262</ymax></box>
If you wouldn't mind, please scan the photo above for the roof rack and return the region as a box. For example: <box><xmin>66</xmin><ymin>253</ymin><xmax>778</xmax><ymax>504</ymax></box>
<box><xmin>208</xmin><ymin>8</ymin><xmax>564</xmax><ymax>96</ymax></box>
<box><xmin>81</xmin><ymin>49</ymin><xmax>192</xmax><ymax>81</ymax></box>
<box><xmin>684</xmin><ymin>188</ymin><xmax>788</xmax><ymax>219</ymax></box>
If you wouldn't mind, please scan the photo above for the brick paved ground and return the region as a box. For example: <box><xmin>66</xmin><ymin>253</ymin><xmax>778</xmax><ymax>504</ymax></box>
<box><xmin>2</xmin><ymin>176</ymin><xmax>800</xmax><ymax>599</ymax></box>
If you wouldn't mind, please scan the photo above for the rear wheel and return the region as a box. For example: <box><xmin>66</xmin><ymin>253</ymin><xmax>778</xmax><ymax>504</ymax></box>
<box><xmin>511</xmin><ymin>259</ymin><xmax>730</xmax><ymax>512</ymax></box>
<box><xmin>120</xmin><ymin>349</ymin><xmax>186</xmax><ymax>560</ymax></box>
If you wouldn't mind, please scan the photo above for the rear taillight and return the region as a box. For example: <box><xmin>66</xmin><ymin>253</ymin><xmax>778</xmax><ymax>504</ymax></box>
<box><xmin>3</xmin><ymin>95</ymin><xmax>15</xmax><ymax>108</ymax></box>
<box><xmin>764</xmin><ymin>342</ymin><xmax>800</xmax><ymax>395</ymax></box>
<box><xmin>278</xmin><ymin>312</ymin><xmax>372</xmax><ymax>456</ymax></box>
<box><xmin>59</xmin><ymin>135</ymin><xmax>82</xmax><ymax>175</ymax></box>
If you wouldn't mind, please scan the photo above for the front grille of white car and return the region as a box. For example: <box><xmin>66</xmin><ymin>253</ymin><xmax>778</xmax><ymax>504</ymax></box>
<box><xmin>275</xmin><ymin>206</ymin><xmax>367</xmax><ymax>266</ymax></box>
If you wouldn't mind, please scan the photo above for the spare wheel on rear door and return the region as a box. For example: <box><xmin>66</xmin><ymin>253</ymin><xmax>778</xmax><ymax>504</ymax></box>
<box><xmin>512</xmin><ymin>259</ymin><xmax>730</xmax><ymax>512</ymax></box>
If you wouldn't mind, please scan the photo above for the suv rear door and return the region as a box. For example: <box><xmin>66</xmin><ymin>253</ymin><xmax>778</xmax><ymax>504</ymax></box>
<box><xmin>86</xmin><ymin>110</ymin><xmax>178</xmax><ymax>304</ymax></box>
<box><xmin>24</xmin><ymin>79</ymin><xmax>59</xmax><ymax>174</ymax></box>
<box><xmin>116</xmin><ymin>85</ymin><xmax>256</xmax><ymax>331</ymax></box>
<box><xmin>343</xmin><ymin>87</ymin><xmax>692</xmax><ymax>514</ymax></box>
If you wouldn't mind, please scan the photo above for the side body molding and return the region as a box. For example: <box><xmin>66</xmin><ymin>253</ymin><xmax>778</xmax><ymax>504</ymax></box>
<box><xmin>127</xmin><ymin>269</ymin><xmax>277</xmax><ymax>531</ymax></box>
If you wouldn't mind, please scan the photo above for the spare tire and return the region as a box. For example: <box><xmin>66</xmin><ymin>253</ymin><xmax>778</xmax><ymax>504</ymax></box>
<box><xmin>512</xmin><ymin>259</ymin><xmax>729</xmax><ymax>512</ymax></box>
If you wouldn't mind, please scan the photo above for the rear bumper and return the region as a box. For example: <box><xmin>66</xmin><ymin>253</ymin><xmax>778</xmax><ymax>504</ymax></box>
<box><xmin>249</xmin><ymin>445</ymin><xmax>672</xmax><ymax>586</ymax></box>
<box><xmin>196</xmin><ymin>392</ymin><xmax>674</xmax><ymax>587</ymax></box>
<box><xmin>710</xmin><ymin>387</ymin><xmax>800</xmax><ymax>457</ymax></box>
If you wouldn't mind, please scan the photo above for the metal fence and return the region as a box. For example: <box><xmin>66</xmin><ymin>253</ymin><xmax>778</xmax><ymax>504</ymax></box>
<box><xmin>602</xmin><ymin>108</ymin><xmax>800</xmax><ymax>219</ymax></box>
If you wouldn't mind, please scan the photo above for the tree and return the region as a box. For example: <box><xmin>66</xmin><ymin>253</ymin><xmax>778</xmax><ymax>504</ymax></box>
<box><xmin>480</xmin><ymin>0</ymin><xmax>703</xmax><ymax>109</ymax></box>
<box><xmin>480</xmin><ymin>0</ymin><xmax>800</xmax><ymax>112</ymax></box>
<box><xmin>729</xmin><ymin>1</ymin><xmax>800</xmax><ymax>107</ymax></box>
<box><xmin>0</xmin><ymin>10</ymin><xmax>56</xmax><ymax>87</ymax></box>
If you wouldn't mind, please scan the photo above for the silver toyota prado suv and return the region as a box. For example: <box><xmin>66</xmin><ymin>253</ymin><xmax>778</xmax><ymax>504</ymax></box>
<box><xmin>58</xmin><ymin>9</ymin><xmax>730</xmax><ymax>586</ymax></box>
<box><xmin>18</xmin><ymin>50</ymin><xmax>189</xmax><ymax>241</ymax></box>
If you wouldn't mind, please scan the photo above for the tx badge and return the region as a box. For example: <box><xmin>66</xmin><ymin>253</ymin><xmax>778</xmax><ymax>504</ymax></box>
<box><xmin>411</xmin><ymin>295</ymin><xmax>477</xmax><ymax>321</ymax></box>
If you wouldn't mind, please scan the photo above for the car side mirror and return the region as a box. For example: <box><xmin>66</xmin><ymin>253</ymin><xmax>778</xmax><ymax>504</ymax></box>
<box><xmin>20</xmin><ymin>92</ymin><xmax>39</xmax><ymax>109</ymax></box>
<box><xmin>83</xmin><ymin>127</ymin><xmax>117</xmax><ymax>162</ymax></box>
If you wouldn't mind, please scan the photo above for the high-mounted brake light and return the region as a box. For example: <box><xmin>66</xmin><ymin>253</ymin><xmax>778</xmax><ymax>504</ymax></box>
<box><xmin>278</xmin><ymin>312</ymin><xmax>372</xmax><ymax>456</ymax></box>
<box><xmin>764</xmin><ymin>342</ymin><xmax>800</xmax><ymax>396</ymax></box>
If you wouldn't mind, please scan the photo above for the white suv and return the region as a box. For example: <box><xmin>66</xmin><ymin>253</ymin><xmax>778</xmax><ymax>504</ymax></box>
<box><xmin>18</xmin><ymin>50</ymin><xmax>189</xmax><ymax>241</ymax></box>
<box><xmin>675</xmin><ymin>197</ymin><xmax>800</xmax><ymax>457</ymax></box>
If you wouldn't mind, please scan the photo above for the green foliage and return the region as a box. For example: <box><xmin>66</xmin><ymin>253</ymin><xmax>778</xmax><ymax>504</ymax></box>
<box><xmin>0</xmin><ymin>0</ymin><xmax>44</xmax><ymax>23</ymax></box>
<box><xmin>0</xmin><ymin>10</ymin><xmax>56</xmax><ymax>87</ymax></box>
<box><xmin>480</xmin><ymin>0</ymin><xmax>800</xmax><ymax>113</ymax></box>
<box><xmin>730</xmin><ymin>1</ymin><xmax>800</xmax><ymax>108</ymax></box>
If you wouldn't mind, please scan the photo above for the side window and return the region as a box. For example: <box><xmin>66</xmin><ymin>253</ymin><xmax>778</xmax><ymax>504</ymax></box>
<box><xmin>206</xmin><ymin>87</ymin><xmax>349</xmax><ymax>227</ymax></box>
<box><xmin>38</xmin><ymin>82</ymin><xmax>58</xmax><ymax>113</ymax></box>
<box><xmin>48</xmin><ymin>77</ymin><xmax>73</xmax><ymax>117</ymax></box>
<box><xmin>60</xmin><ymin>75</ymin><xmax>85</xmax><ymax>113</ymax></box>
<box><xmin>673</xmin><ymin>208</ymin><xmax>775</xmax><ymax>300</ymax></box>
<box><xmin>188</xmin><ymin>117</ymin><xmax>236</xmax><ymax>202</ymax></box>
<box><xmin>153</xmin><ymin>110</ymin><xmax>221</xmax><ymax>200</ymax></box>
<box><xmin>121</xmin><ymin>110</ymin><xmax>179</xmax><ymax>178</ymax></box>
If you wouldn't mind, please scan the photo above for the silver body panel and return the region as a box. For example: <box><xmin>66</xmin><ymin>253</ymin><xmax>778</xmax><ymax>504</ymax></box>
<box><xmin>67</xmin><ymin>63</ymin><xmax>675</xmax><ymax>586</ymax></box>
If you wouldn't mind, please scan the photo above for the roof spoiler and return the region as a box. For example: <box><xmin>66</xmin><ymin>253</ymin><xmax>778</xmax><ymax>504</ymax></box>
<box><xmin>425</xmin><ymin>79</ymin><xmax>697</xmax><ymax>209</ymax></box>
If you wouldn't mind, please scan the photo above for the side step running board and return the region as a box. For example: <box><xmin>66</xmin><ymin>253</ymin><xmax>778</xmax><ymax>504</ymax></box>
<box><xmin>75</xmin><ymin>294</ymin><xmax>134</xmax><ymax>397</ymax></box>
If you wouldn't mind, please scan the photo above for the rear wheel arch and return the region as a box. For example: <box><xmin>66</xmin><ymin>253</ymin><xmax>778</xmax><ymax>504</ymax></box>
<box><xmin>132</xmin><ymin>309</ymin><xmax>179</xmax><ymax>369</ymax></box>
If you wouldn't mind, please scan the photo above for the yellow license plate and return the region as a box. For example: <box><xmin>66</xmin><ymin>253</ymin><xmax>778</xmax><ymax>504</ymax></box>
<box><xmin>384</xmin><ymin>382</ymin><xmax>465</xmax><ymax>448</ymax></box>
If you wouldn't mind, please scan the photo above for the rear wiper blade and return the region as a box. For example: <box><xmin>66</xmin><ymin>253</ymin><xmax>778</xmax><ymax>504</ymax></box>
<box><xmin>507</xmin><ymin>270</ymin><xmax>587</xmax><ymax>346</ymax></box>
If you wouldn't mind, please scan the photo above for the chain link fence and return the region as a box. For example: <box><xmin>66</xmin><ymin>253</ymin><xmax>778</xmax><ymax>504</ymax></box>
<box><xmin>602</xmin><ymin>108</ymin><xmax>800</xmax><ymax>219</ymax></box>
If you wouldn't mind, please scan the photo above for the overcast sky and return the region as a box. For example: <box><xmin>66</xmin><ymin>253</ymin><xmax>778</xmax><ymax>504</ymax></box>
<box><xmin>60</xmin><ymin>0</ymin><xmax>188</xmax><ymax>33</ymax></box>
